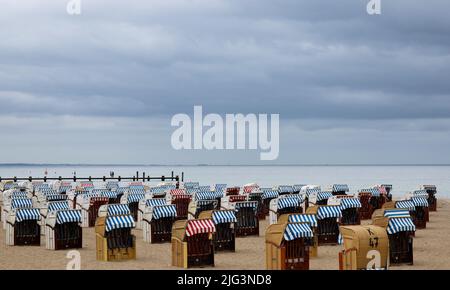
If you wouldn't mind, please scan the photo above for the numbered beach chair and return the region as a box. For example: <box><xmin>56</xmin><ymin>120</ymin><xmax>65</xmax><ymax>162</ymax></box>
<box><xmin>199</xmin><ymin>210</ymin><xmax>237</xmax><ymax>252</ymax></box>
<box><xmin>339</xmin><ymin>225</ymin><xmax>389</xmax><ymax>270</ymax></box>
<box><xmin>171</xmin><ymin>219</ymin><xmax>216</xmax><ymax>268</ymax></box>
<box><xmin>266</xmin><ymin>222</ymin><xmax>313</xmax><ymax>270</ymax></box>
<box><xmin>422</xmin><ymin>185</ymin><xmax>437</xmax><ymax>212</ymax></box>
<box><xmin>372</xmin><ymin>209</ymin><xmax>415</xmax><ymax>265</ymax></box>
<box><xmin>269</xmin><ymin>195</ymin><xmax>304</xmax><ymax>225</ymax></box>
<box><xmin>45</xmin><ymin>209</ymin><xmax>82</xmax><ymax>250</ymax></box>
<box><xmin>5</xmin><ymin>208</ymin><xmax>41</xmax><ymax>246</ymax></box>
<box><xmin>142</xmin><ymin>204</ymin><xmax>177</xmax><ymax>243</ymax></box>
<box><xmin>234</xmin><ymin>201</ymin><xmax>259</xmax><ymax>237</ymax></box>
<box><xmin>307</xmin><ymin>205</ymin><xmax>342</xmax><ymax>245</ymax></box>
<box><xmin>95</xmin><ymin>212</ymin><xmax>136</xmax><ymax>261</ymax></box>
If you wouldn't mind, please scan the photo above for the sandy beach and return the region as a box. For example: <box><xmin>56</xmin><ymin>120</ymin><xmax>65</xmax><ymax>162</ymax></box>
<box><xmin>1</xmin><ymin>199</ymin><xmax>449</xmax><ymax>270</ymax></box>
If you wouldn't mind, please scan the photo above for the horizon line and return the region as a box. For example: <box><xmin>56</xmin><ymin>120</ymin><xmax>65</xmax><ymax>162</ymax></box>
<box><xmin>1</xmin><ymin>163</ymin><xmax>450</xmax><ymax>167</ymax></box>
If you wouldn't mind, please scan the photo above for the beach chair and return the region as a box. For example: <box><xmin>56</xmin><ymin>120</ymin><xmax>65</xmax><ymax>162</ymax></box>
<box><xmin>269</xmin><ymin>195</ymin><xmax>304</xmax><ymax>225</ymax></box>
<box><xmin>330</xmin><ymin>184</ymin><xmax>349</xmax><ymax>196</ymax></box>
<box><xmin>199</xmin><ymin>210</ymin><xmax>237</xmax><ymax>252</ymax></box>
<box><xmin>171</xmin><ymin>219</ymin><xmax>216</xmax><ymax>268</ymax></box>
<box><xmin>422</xmin><ymin>185</ymin><xmax>437</xmax><ymax>212</ymax></box>
<box><xmin>188</xmin><ymin>199</ymin><xmax>218</xmax><ymax>219</ymax></box>
<box><xmin>121</xmin><ymin>191</ymin><xmax>146</xmax><ymax>222</ymax></box>
<box><xmin>142</xmin><ymin>204</ymin><xmax>177</xmax><ymax>243</ymax></box>
<box><xmin>278</xmin><ymin>214</ymin><xmax>319</xmax><ymax>257</ymax></box>
<box><xmin>226</xmin><ymin>186</ymin><xmax>240</xmax><ymax>196</ymax></box>
<box><xmin>5</xmin><ymin>208</ymin><xmax>41</xmax><ymax>246</ymax></box>
<box><xmin>45</xmin><ymin>209</ymin><xmax>82</xmax><ymax>250</ymax></box>
<box><xmin>266</xmin><ymin>222</ymin><xmax>313</xmax><ymax>270</ymax></box>
<box><xmin>328</xmin><ymin>196</ymin><xmax>362</xmax><ymax>225</ymax></box>
<box><xmin>410</xmin><ymin>196</ymin><xmax>429</xmax><ymax>229</ymax></box>
<box><xmin>307</xmin><ymin>205</ymin><xmax>342</xmax><ymax>245</ymax></box>
<box><xmin>234</xmin><ymin>201</ymin><xmax>259</xmax><ymax>237</ymax></box>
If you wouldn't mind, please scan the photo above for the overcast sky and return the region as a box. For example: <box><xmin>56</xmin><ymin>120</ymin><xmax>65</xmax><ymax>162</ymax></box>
<box><xmin>1</xmin><ymin>0</ymin><xmax>450</xmax><ymax>164</ymax></box>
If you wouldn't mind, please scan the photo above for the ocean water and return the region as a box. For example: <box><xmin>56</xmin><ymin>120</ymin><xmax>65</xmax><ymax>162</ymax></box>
<box><xmin>0</xmin><ymin>165</ymin><xmax>448</xmax><ymax>198</ymax></box>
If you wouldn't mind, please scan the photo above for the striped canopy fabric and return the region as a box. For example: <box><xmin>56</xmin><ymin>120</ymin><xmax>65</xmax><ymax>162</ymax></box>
<box><xmin>340</xmin><ymin>198</ymin><xmax>362</xmax><ymax>210</ymax></box>
<box><xmin>359</xmin><ymin>188</ymin><xmax>380</xmax><ymax>196</ymax></box>
<box><xmin>150</xmin><ymin>187</ymin><xmax>166</xmax><ymax>194</ymax></box>
<box><xmin>387</xmin><ymin>217</ymin><xmax>416</xmax><ymax>235</ymax></box>
<box><xmin>423</xmin><ymin>185</ymin><xmax>436</xmax><ymax>191</ymax></box>
<box><xmin>129</xmin><ymin>185</ymin><xmax>145</xmax><ymax>190</ymax></box>
<box><xmin>413</xmin><ymin>190</ymin><xmax>429</xmax><ymax>197</ymax></box>
<box><xmin>170</xmin><ymin>188</ymin><xmax>185</xmax><ymax>196</ymax></box>
<box><xmin>293</xmin><ymin>184</ymin><xmax>306</xmax><ymax>192</ymax></box>
<box><xmin>212</xmin><ymin>210</ymin><xmax>237</xmax><ymax>224</ymax></box>
<box><xmin>105</xmin><ymin>215</ymin><xmax>135</xmax><ymax>232</ymax></box>
<box><xmin>146</xmin><ymin>198</ymin><xmax>167</xmax><ymax>207</ymax></box>
<box><xmin>56</xmin><ymin>210</ymin><xmax>82</xmax><ymax>224</ymax></box>
<box><xmin>196</xmin><ymin>191</ymin><xmax>219</xmax><ymax>201</ymax></box>
<box><xmin>129</xmin><ymin>188</ymin><xmax>146</xmax><ymax>195</ymax></box>
<box><xmin>171</xmin><ymin>194</ymin><xmax>192</xmax><ymax>200</ymax></box>
<box><xmin>215</xmin><ymin>184</ymin><xmax>227</xmax><ymax>191</ymax></box>
<box><xmin>152</xmin><ymin>205</ymin><xmax>177</xmax><ymax>220</ymax></box>
<box><xmin>243</xmin><ymin>185</ymin><xmax>259</xmax><ymax>194</ymax></box>
<box><xmin>317</xmin><ymin>191</ymin><xmax>333</xmax><ymax>201</ymax></box>
<box><xmin>92</xmin><ymin>189</ymin><xmax>107</xmax><ymax>194</ymax></box>
<box><xmin>317</xmin><ymin>206</ymin><xmax>342</xmax><ymax>220</ymax></box>
<box><xmin>106</xmin><ymin>181</ymin><xmax>119</xmax><ymax>190</ymax></box>
<box><xmin>15</xmin><ymin>208</ymin><xmax>41</xmax><ymax>223</ymax></box>
<box><xmin>46</xmin><ymin>194</ymin><xmax>68</xmax><ymax>201</ymax></box>
<box><xmin>48</xmin><ymin>201</ymin><xmax>70</xmax><ymax>212</ymax></box>
<box><xmin>412</xmin><ymin>196</ymin><xmax>429</xmax><ymax>207</ymax></box>
<box><xmin>229</xmin><ymin>195</ymin><xmax>247</xmax><ymax>202</ymax></box>
<box><xmin>4</xmin><ymin>182</ymin><xmax>18</xmax><ymax>190</ymax></box>
<box><xmin>235</xmin><ymin>201</ymin><xmax>258</xmax><ymax>211</ymax></box>
<box><xmin>288</xmin><ymin>214</ymin><xmax>318</xmax><ymax>227</ymax></box>
<box><xmin>278</xmin><ymin>185</ymin><xmax>294</xmax><ymax>193</ymax></box>
<box><xmin>80</xmin><ymin>183</ymin><xmax>94</xmax><ymax>189</ymax></box>
<box><xmin>186</xmin><ymin>188</ymin><xmax>198</xmax><ymax>195</ymax></box>
<box><xmin>305</xmin><ymin>188</ymin><xmax>320</xmax><ymax>198</ymax></box>
<box><xmin>184</xmin><ymin>182</ymin><xmax>199</xmax><ymax>189</ymax></box>
<box><xmin>384</xmin><ymin>209</ymin><xmax>411</xmax><ymax>218</ymax></box>
<box><xmin>58</xmin><ymin>186</ymin><xmax>72</xmax><ymax>194</ymax></box>
<box><xmin>277</xmin><ymin>196</ymin><xmax>301</xmax><ymax>210</ymax></box>
<box><xmin>332</xmin><ymin>184</ymin><xmax>349</xmax><ymax>192</ymax></box>
<box><xmin>126</xmin><ymin>193</ymin><xmax>146</xmax><ymax>203</ymax></box>
<box><xmin>11</xmin><ymin>198</ymin><xmax>33</xmax><ymax>209</ymax></box>
<box><xmin>41</xmin><ymin>189</ymin><xmax>57</xmax><ymax>195</ymax></box>
<box><xmin>101</xmin><ymin>191</ymin><xmax>118</xmax><ymax>198</ymax></box>
<box><xmin>261</xmin><ymin>190</ymin><xmax>279</xmax><ymax>200</ymax></box>
<box><xmin>284</xmin><ymin>223</ymin><xmax>314</xmax><ymax>241</ymax></box>
<box><xmin>115</xmin><ymin>187</ymin><xmax>128</xmax><ymax>194</ymax></box>
<box><xmin>198</xmin><ymin>185</ymin><xmax>211</xmax><ymax>191</ymax></box>
<box><xmin>11</xmin><ymin>191</ymin><xmax>28</xmax><ymax>198</ymax></box>
<box><xmin>185</xmin><ymin>219</ymin><xmax>216</xmax><ymax>237</ymax></box>
<box><xmin>107</xmin><ymin>204</ymin><xmax>131</xmax><ymax>216</ymax></box>
<box><xmin>395</xmin><ymin>200</ymin><xmax>416</xmax><ymax>211</ymax></box>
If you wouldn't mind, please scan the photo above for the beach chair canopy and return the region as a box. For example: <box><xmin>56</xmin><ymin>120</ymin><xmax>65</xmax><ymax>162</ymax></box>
<box><xmin>317</xmin><ymin>206</ymin><xmax>342</xmax><ymax>220</ymax></box>
<box><xmin>92</xmin><ymin>189</ymin><xmax>107</xmax><ymax>194</ymax></box>
<box><xmin>262</xmin><ymin>190</ymin><xmax>279</xmax><ymax>200</ymax></box>
<box><xmin>56</xmin><ymin>209</ymin><xmax>82</xmax><ymax>225</ymax></box>
<box><xmin>48</xmin><ymin>201</ymin><xmax>70</xmax><ymax>212</ymax></box>
<box><xmin>185</xmin><ymin>219</ymin><xmax>216</xmax><ymax>237</ymax></box>
<box><xmin>422</xmin><ymin>185</ymin><xmax>436</xmax><ymax>191</ymax></box>
<box><xmin>395</xmin><ymin>200</ymin><xmax>416</xmax><ymax>211</ymax></box>
<box><xmin>4</xmin><ymin>182</ymin><xmax>19</xmax><ymax>190</ymax></box>
<box><xmin>340</xmin><ymin>198</ymin><xmax>362</xmax><ymax>210</ymax></box>
<box><xmin>58</xmin><ymin>185</ymin><xmax>72</xmax><ymax>193</ymax></box>
<box><xmin>317</xmin><ymin>191</ymin><xmax>333</xmax><ymax>201</ymax></box>
<box><xmin>235</xmin><ymin>201</ymin><xmax>258</xmax><ymax>211</ymax></box>
<box><xmin>106</xmin><ymin>181</ymin><xmax>119</xmax><ymax>189</ymax></box>
<box><xmin>212</xmin><ymin>210</ymin><xmax>237</xmax><ymax>224</ymax></box>
<box><xmin>411</xmin><ymin>196</ymin><xmax>429</xmax><ymax>207</ymax></box>
<box><xmin>387</xmin><ymin>217</ymin><xmax>416</xmax><ymax>234</ymax></box>
<box><xmin>215</xmin><ymin>184</ymin><xmax>227</xmax><ymax>191</ymax></box>
<box><xmin>126</xmin><ymin>193</ymin><xmax>146</xmax><ymax>203</ymax></box>
<box><xmin>150</xmin><ymin>187</ymin><xmax>166</xmax><ymax>194</ymax></box>
<box><xmin>15</xmin><ymin>208</ymin><xmax>41</xmax><ymax>223</ymax></box>
<box><xmin>277</xmin><ymin>185</ymin><xmax>294</xmax><ymax>193</ymax></box>
<box><xmin>10</xmin><ymin>191</ymin><xmax>29</xmax><ymax>198</ymax></box>
<box><xmin>151</xmin><ymin>205</ymin><xmax>177</xmax><ymax>220</ymax></box>
<box><xmin>284</xmin><ymin>223</ymin><xmax>314</xmax><ymax>241</ymax></box>
<box><xmin>305</xmin><ymin>188</ymin><xmax>320</xmax><ymax>198</ymax></box>
<box><xmin>228</xmin><ymin>195</ymin><xmax>247</xmax><ymax>203</ymax></box>
<box><xmin>41</xmin><ymin>188</ymin><xmax>57</xmax><ymax>195</ymax></box>
<box><xmin>293</xmin><ymin>184</ymin><xmax>306</xmax><ymax>192</ymax></box>
<box><xmin>277</xmin><ymin>196</ymin><xmax>302</xmax><ymax>210</ymax></box>
<box><xmin>184</xmin><ymin>182</ymin><xmax>199</xmax><ymax>189</ymax></box>
<box><xmin>196</xmin><ymin>191</ymin><xmax>220</xmax><ymax>201</ymax></box>
<box><xmin>359</xmin><ymin>188</ymin><xmax>380</xmax><ymax>196</ymax></box>
<box><xmin>105</xmin><ymin>215</ymin><xmax>135</xmax><ymax>232</ymax></box>
<box><xmin>170</xmin><ymin>189</ymin><xmax>185</xmax><ymax>196</ymax></box>
<box><xmin>115</xmin><ymin>187</ymin><xmax>128</xmax><ymax>194</ymax></box>
<box><xmin>288</xmin><ymin>214</ymin><xmax>318</xmax><ymax>227</ymax></box>
<box><xmin>11</xmin><ymin>198</ymin><xmax>33</xmax><ymax>209</ymax></box>
<box><xmin>146</xmin><ymin>198</ymin><xmax>167</xmax><ymax>207</ymax></box>
<box><xmin>129</xmin><ymin>188</ymin><xmax>146</xmax><ymax>195</ymax></box>
<box><xmin>332</xmin><ymin>184</ymin><xmax>349</xmax><ymax>192</ymax></box>
<box><xmin>101</xmin><ymin>191</ymin><xmax>118</xmax><ymax>198</ymax></box>
<box><xmin>384</xmin><ymin>209</ymin><xmax>410</xmax><ymax>218</ymax></box>
<box><xmin>198</xmin><ymin>185</ymin><xmax>211</xmax><ymax>191</ymax></box>
<box><xmin>413</xmin><ymin>190</ymin><xmax>429</xmax><ymax>198</ymax></box>
<box><xmin>46</xmin><ymin>194</ymin><xmax>68</xmax><ymax>201</ymax></box>
<box><xmin>108</xmin><ymin>204</ymin><xmax>131</xmax><ymax>216</ymax></box>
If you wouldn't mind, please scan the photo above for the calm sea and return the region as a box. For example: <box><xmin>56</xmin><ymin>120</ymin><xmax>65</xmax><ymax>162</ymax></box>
<box><xmin>0</xmin><ymin>165</ymin><xmax>448</xmax><ymax>198</ymax></box>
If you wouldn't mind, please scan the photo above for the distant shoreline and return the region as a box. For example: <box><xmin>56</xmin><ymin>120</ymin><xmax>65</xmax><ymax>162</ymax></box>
<box><xmin>1</xmin><ymin>163</ymin><xmax>450</xmax><ymax>167</ymax></box>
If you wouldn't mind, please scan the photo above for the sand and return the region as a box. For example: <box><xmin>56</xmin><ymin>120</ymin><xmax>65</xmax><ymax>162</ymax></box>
<box><xmin>1</xmin><ymin>200</ymin><xmax>449</xmax><ymax>270</ymax></box>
